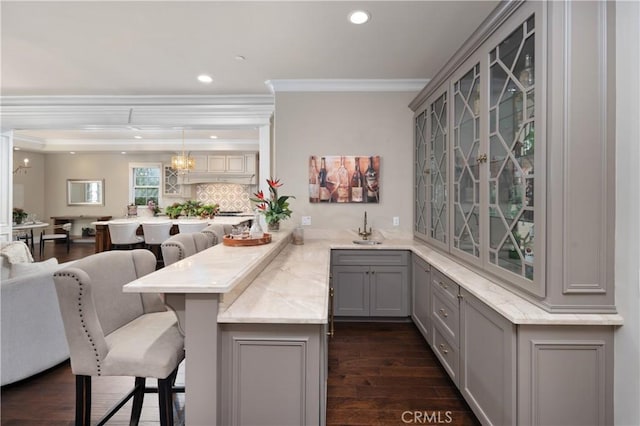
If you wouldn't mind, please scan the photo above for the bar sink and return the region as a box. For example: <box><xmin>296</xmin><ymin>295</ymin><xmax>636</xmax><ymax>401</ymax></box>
<box><xmin>352</xmin><ymin>240</ymin><xmax>382</xmax><ymax>245</ymax></box>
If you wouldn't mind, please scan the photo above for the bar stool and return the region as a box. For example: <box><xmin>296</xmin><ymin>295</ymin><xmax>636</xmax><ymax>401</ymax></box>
<box><xmin>141</xmin><ymin>221</ymin><xmax>173</xmax><ymax>268</ymax></box>
<box><xmin>108</xmin><ymin>221</ymin><xmax>144</xmax><ymax>250</ymax></box>
<box><xmin>176</xmin><ymin>220</ymin><xmax>208</xmax><ymax>234</ymax></box>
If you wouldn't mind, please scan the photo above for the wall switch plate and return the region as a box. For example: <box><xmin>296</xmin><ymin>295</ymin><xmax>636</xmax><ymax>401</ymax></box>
<box><xmin>393</xmin><ymin>216</ymin><xmax>400</xmax><ymax>226</ymax></box>
<box><xmin>301</xmin><ymin>216</ymin><xmax>312</xmax><ymax>226</ymax></box>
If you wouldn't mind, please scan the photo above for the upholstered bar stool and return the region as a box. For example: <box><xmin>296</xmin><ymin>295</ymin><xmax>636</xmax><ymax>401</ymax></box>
<box><xmin>108</xmin><ymin>221</ymin><xmax>144</xmax><ymax>250</ymax></box>
<box><xmin>201</xmin><ymin>223</ymin><xmax>225</xmax><ymax>246</ymax></box>
<box><xmin>53</xmin><ymin>250</ymin><xmax>184</xmax><ymax>426</ymax></box>
<box><xmin>176</xmin><ymin>220</ymin><xmax>208</xmax><ymax>234</ymax></box>
<box><xmin>160</xmin><ymin>232</ymin><xmax>213</xmax><ymax>267</ymax></box>
<box><xmin>141</xmin><ymin>221</ymin><xmax>173</xmax><ymax>268</ymax></box>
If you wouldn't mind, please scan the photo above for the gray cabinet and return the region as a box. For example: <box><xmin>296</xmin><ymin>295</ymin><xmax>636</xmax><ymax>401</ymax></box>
<box><xmin>411</xmin><ymin>0</ymin><xmax>615</xmax><ymax>312</ymax></box>
<box><xmin>331</xmin><ymin>250</ymin><xmax>409</xmax><ymax>318</ymax></box>
<box><xmin>430</xmin><ymin>269</ymin><xmax>460</xmax><ymax>384</ymax></box>
<box><xmin>459</xmin><ymin>288</ymin><xmax>516</xmax><ymax>426</ymax></box>
<box><xmin>411</xmin><ymin>255</ymin><xmax>431</xmax><ymax>344</ymax></box>
<box><xmin>220</xmin><ymin>323</ymin><xmax>326</xmax><ymax>426</ymax></box>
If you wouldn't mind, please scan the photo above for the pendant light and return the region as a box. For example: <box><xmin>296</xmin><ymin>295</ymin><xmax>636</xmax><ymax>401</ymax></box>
<box><xmin>171</xmin><ymin>129</ymin><xmax>195</xmax><ymax>174</ymax></box>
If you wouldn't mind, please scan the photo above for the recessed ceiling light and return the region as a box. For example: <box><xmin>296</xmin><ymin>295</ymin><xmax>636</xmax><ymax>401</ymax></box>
<box><xmin>209</xmin><ymin>135</ymin><xmax>218</xmax><ymax>139</ymax></box>
<box><xmin>197</xmin><ymin>74</ymin><xmax>213</xmax><ymax>84</ymax></box>
<box><xmin>134</xmin><ymin>135</ymin><xmax>143</xmax><ymax>139</ymax></box>
<box><xmin>349</xmin><ymin>10</ymin><xmax>370</xmax><ymax>25</ymax></box>
<box><xmin>121</xmin><ymin>151</ymin><xmax>127</xmax><ymax>155</ymax></box>
<box><xmin>13</xmin><ymin>147</ymin><xmax>20</xmax><ymax>151</ymax></box>
<box><xmin>70</xmin><ymin>151</ymin><xmax>76</xmax><ymax>155</ymax></box>
<box><xmin>235</xmin><ymin>55</ymin><xmax>246</xmax><ymax>61</ymax></box>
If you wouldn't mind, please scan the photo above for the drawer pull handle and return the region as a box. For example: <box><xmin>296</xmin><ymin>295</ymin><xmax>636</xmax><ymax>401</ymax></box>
<box><xmin>439</xmin><ymin>308</ymin><xmax>448</xmax><ymax>318</ymax></box>
<box><xmin>439</xmin><ymin>281</ymin><xmax>448</xmax><ymax>289</ymax></box>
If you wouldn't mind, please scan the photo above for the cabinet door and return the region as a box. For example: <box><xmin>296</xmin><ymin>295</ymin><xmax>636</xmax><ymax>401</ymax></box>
<box><xmin>207</xmin><ymin>155</ymin><xmax>226</xmax><ymax>173</ymax></box>
<box><xmin>459</xmin><ymin>288</ymin><xmax>516</xmax><ymax>426</ymax></box>
<box><xmin>412</xmin><ymin>256</ymin><xmax>431</xmax><ymax>343</ymax></box>
<box><xmin>452</xmin><ymin>62</ymin><xmax>482</xmax><ymax>262</ymax></box>
<box><xmin>486</xmin><ymin>9</ymin><xmax>544</xmax><ymax>296</ymax></box>
<box><xmin>332</xmin><ymin>265</ymin><xmax>369</xmax><ymax>316</ymax></box>
<box><xmin>163</xmin><ymin>165</ymin><xmax>180</xmax><ymax>196</ymax></box>
<box><xmin>226</xmin><ymin>155</ymin><xmax>245</xmax><ymax>173</ymax></box>
<box><xmin>369</xmin><ymin>266</ymin><xmax>409</xmax><ymax>317</ymax></box>
<box><xmin>428</xmin><ymin>89</ymin><xmax>449</xmax><ymax>249</ymax></box>
<box><xmin>415</xmin><ymin>109</ymin><xmax>429</xmax><ymax>238</ymax></box>
<box><xmin>191</xmin><ymin>155</ymin><xmax>207</xmax><ymax>172</ymax></box>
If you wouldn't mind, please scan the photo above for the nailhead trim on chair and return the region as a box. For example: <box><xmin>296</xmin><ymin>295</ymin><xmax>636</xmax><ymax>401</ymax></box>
<box><xmin>163</xmin><ymin>242</ymin><xmax>185</xmax><ymax>261</ymax></box>
<box><xmin>59</xmin><ymin>272</ymin><xmax>103</xmax><ymax>376</ymax></box>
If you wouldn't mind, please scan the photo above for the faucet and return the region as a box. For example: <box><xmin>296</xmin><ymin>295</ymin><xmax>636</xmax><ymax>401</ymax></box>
<box><xmin>358</xmin><ymin>211</ymin><xmax>372</xmax><ymax>240</ymax></box>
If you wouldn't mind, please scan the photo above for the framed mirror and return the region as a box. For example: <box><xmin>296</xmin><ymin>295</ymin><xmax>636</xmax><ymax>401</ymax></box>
<box><xmin>67</xmin><ymin>179</ymin><xmax>105</xmax><ymax>206</ymax></box>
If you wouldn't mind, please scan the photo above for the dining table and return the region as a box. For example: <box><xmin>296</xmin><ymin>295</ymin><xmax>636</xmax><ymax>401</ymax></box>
<box><xmin>12</xmin><ymin>222</ymin><xmax>49</xmax><ymax>252</ymax></box>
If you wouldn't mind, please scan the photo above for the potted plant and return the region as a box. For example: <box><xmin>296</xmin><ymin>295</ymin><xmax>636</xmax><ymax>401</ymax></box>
<box><xmin>197</xmin><ymin>203</ymin><xmax>219</xmax><ymax>219</ymax></box>
<box><xmin>12</xmin><ymin>208</ymin><xmax>28</xmax><ymax>225</ymax></box>
<box><xmin>165</xmin><ymin>203</ymin><xmax>183</xmax><ymax>219</ymax></box>
<box><xmin>251</xmin><ymin>178</ymin><xmax>295</xmax><ymax>231</ymax></box>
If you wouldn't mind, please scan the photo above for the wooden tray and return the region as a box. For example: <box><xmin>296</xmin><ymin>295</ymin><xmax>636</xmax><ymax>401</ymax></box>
<box><xmin>222</xmin><ymin>233</ymin><xmax>272</xmax><ymax>247</ymax></box>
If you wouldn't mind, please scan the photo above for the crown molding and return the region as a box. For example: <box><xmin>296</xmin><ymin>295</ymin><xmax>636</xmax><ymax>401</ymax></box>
<box><xmin>0</xmin><ymin>95</ymin><xmax>275</xmax><ymax>131</ymax></box>
<box><xmin>265</xmin><ymin>79</ymin><xmax>429</xmax><ymax>93</ymax></box>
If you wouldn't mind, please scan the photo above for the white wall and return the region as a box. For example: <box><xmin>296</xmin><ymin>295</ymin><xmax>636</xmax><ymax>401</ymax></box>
<box><xmin>273</xmin><ymin>92</ymin><xmax>415</xmax><ymax>233</ymax></box>
<box><xmin>614</xmin><ymin>1</ymin><xmax>640</xmax><ymax>425</ymax></box>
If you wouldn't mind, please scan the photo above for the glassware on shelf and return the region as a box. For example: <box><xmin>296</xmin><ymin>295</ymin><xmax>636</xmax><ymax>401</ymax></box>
<box><xmin>519</xmin><ymin>53</ymin><xmax>534</xmax><ymax>87</ymax></box>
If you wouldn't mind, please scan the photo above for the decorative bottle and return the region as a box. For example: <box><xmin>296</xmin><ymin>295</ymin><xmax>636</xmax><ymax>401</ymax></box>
<box><xmin>309</xmin><ymin>157</ymin><xmax>320</xmax><ymax>203</ymax></box>
<box><xmin>365</xmin><ymin>156</ymin><xmax>379</xmax><ymax>203</ymax></box>
<box><xmin>319</xmin><ymin>157</ymin><xmax>330</xmax><ymax>202</ymax></box>
<box><xmin>249</xmin><ymin>212</ymin><xmax>264</xmax><ymax>239</ymax></box>
<box><xmin>350</xmin><ymin>157</ymin><xmax>364</xmax><ymax>202</ymax></box>
<box><xmin>336</xmin><ymin>156</ymin><xmax>350</xmax><ymax>203</ymax></box>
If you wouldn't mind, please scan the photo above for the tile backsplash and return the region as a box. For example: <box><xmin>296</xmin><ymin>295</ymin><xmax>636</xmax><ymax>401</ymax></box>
<box><xmin>196</xmin><ymin>183</ymin><xmax>254</xmax><ymax>212</ymax></box>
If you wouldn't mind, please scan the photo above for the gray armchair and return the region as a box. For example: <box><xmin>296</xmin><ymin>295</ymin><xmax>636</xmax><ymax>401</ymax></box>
<box><xmin>160</xmin><ymin>232</ymin><xmax>213</xmax><ymax>267</ymax></box>
<box><xmin>53</xmin><ymin>249</ymin><xmax>184</xmax><ymax>426</ymax></box>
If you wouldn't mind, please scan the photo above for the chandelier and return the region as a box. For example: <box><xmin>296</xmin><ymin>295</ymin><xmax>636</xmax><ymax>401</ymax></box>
<box><xmin>171</xmin><ymin>129</ymin><xmax>194</xmax><ymax>174</ymax></box>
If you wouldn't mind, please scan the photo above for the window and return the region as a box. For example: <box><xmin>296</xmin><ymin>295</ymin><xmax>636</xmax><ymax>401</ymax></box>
<box><xmin>129</xmin><ymin>163</ymin><xmax>162</xmax><ymax>207</ymax></box>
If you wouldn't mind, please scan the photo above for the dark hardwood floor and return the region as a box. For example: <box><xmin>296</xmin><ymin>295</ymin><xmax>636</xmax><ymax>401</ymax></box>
<box><xmin>2</xmin><ymin>240</ymin><xmax>478</xmax><ymax>425</ymax></box>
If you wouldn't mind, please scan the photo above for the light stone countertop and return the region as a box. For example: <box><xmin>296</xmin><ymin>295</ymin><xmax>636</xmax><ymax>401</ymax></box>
<box><xmin>92</xmin><ymin>216</ymin><xmax>251</xmax><ymax>227</ymax></box>
<box><xmin>124</xmin><ymin>227</ymin><xmax>624</xmax><ymax>326</ymax></box>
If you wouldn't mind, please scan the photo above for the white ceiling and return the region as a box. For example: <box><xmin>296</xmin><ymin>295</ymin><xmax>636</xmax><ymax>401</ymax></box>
<box><xmin>2</xmin><ymin>0</ymin><xmax>499</xmax><ymax>151</ymax></box>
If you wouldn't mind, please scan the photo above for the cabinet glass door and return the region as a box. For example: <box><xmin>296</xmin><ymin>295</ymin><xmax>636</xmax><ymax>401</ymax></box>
<box><xmin>430</xmin><ymin>92</ymin><xmax>448</xmax><ymax>245</ymax></box>
<box><xmin>164</xmin><ymin>166</ymin><xmax>180</xmax><ymax>196</ymax></box>
<box><xmin>488</xmin><ymin>15</ymin><xmax>536</xmax><ymax>281</ymax></box>
<box><xmin>415</xmin><ymin>110</ymin><xmax>428</xmax><ymax>237</ymax></box>
<box><xmin>453</xmin><ymin>64</ymin><xmax>481</xmax><ymax>259</ymax></box>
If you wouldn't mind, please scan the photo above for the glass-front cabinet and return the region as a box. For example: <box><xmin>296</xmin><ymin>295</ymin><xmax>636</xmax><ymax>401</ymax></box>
<box><xmin>414</xmin><ymin>3</ymin><xmax>544</xmax><ymax>297</ymax></box>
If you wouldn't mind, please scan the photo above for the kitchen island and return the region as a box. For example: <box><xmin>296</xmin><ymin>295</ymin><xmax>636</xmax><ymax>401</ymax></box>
<box><xmin>91</xmin><ymin>215</ymin><xmax>252</xmax><ymax>252</ymax></box>
<box><xmin>124</xmin><ymin>228</ymin><xmax>623</xmax><ymax>426</ymax></box>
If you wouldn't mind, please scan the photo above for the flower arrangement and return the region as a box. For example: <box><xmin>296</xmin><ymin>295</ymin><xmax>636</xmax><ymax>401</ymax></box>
<box><xmin>12</xmin><ymin>208</ymin><xmax>28</xmax><ymax>225</ymax></box>
<box><xmin>251</xmin><ymin>178</ymin><xmax>295</xmax><ymax>228</ymax></box>
<box><xmin>147</xmin><ymin>200</ymin><xmax>161</xmax><ymax>216</ymax></box>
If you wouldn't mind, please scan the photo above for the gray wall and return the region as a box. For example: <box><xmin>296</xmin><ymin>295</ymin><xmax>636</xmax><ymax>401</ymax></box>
<box><xmin>614</xmin><ymin>1</ymin><xmax>640</xmax><ymax>424</ymax></box>
<box><xmin>273</xmin><ymin>91</ymin><xmax>415</xmax><ymax>232</ymax></box>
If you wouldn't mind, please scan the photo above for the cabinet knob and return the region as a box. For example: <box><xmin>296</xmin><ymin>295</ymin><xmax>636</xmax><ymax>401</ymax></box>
<box><xmin>439</xmin><ymin>343</ymin><xmax>448</xmax><ymax>355</ymax></box>
<box><xmin>439</xmin><ymin>308</ymin><xmax>448</xmax><ymax>318</ymax></box>
<box><xmin>476</xmin><ymin>153</ymin><xmax>488</xmax><ymax>164</ymax></box>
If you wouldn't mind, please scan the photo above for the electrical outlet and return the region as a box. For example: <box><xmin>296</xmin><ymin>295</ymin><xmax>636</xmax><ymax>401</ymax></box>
<box><xmin>301</xmin><ymin>216</ymin><xmax>312</xmax><ymax>226</ymax></box>
<box><xmin>393</xmin><ymin>216</ymin><xmax>400</xmax><ymax>226</ymax></box>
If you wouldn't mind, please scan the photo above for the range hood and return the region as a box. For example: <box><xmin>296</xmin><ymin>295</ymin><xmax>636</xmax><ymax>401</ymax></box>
<box><xmin>179</xmin><ymin>172</ymin><xmax>256</xmax><ymax>185</ymax></box>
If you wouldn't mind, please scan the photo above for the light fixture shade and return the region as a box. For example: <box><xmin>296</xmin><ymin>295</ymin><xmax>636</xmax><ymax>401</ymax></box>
<box><xmin>171</xmin><ymin>155</ymin><xmax>195</xmax><ymax>172</ymax></box>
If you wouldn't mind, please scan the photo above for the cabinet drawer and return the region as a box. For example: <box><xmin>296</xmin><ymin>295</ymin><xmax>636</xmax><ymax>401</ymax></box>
<box><xmin>331</xmin><ymin>250</ymin><xmax>409</xmax><ymax>266</ymax></box>
<box><xmin>432</xmin><ymin>289</ymin><xmax>459</xmax><ymax>346</ymax></box>
<box><xmin>431</xmin><ymin>268</ymin><xmax>459</xmax><ymax>305</ymax></box>
<box><xmin>433</xmin><ymin>326</ymin><xmax>459</xmax><ymax>384</ymax></box>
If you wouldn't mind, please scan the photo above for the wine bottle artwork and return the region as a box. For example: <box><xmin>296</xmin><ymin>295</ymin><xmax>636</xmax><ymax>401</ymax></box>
<box><xmin>307</xmin><ymin>155</ymin><xmax>380</xmax><ymax>204</ymax></box>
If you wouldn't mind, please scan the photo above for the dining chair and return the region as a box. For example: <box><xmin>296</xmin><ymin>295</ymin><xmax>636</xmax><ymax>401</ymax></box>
<box><xmin>53</xmin><ymin>250</ymin><xmax>184</xmax><ymax>426</ymax></box>
<box><xmin>141</xmin><ymin>221</ymin><xmax>173</xmax><ymax>267</ymax></box>
<box><xmin>176</xmin><ymin>221</ymin><xmax>208</xmax><ymax>234</ymax></box>
<box><xmin>39</xmin><ymin>223</ymin><xmax>71</xmax><ymax>257</ymax></box>
<box><xmin>108</xmin><ymin>221</ymin><xmax>144</xmax><ymax>250</ymax></box>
